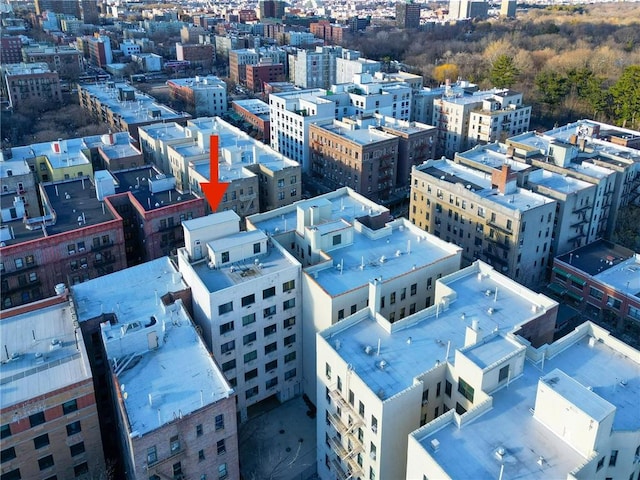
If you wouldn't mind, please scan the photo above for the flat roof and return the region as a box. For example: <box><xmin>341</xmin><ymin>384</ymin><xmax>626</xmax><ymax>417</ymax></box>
<box><xmin>456</xmin><ymin>143</ymin><xmax>530</xmax><ymax>172</ymax></box>
<box><xmin>80</xmin><ymin>83</ymin><xmax>190</xmax><ymax>125</ymax></box>
<box><xmin>233</xmin><ymin>98</ymin><xmax>270</xmax><ymax>118</ymax></box>
<box><xmin>0</xmin><ymin>159</ymin><xmax>30</xmax><ymax>177</ymax></box>
<box><xmin>312</xmin><ymin>219</ymin><xmax>460</xmax><ymax>297</ymax></box>
<box><xmin>527</xmin><ymin>169</ymin><xmax>593</xmax><ymax>195</ymax></box>
<box><xmin>461</xmin><ymin>334</ymin><xmax>522</xmax><ymax>370</ymax></box>
<box><xmin>0</xmin><ymin>302</ymin><xmax>92</xmax><ymax>409</ymax></box>
<box><xmin>322</xmin><ymin>261</ymin><xmax>557</xmax><ymax>400</ymax></box>
<box><xmin>414</xmin><ymin>332</ymin><xmax>640</xmax><ymax>479</ymax></box>
<box><xmin>10</xmin><ymin>137</ymin><xmax>91</xmax><ymax>170</ymax></box>
<box><xmin>113</xmin><ymin>167</ymin><xmax>197</xmax><ymax>211</ymax></box>
<box><xmin>2</xmin><ymin>62</ymin><xmax>51</xmax><ymax>75</ymax></box>
<box><xmin>417</xmin><ymin>160</ymin><xmax>551</xmax><ymax>212</ymax></box>
<box><xmin>72</xmin><ymin>257</ymin><xmax>188</xmax><ymax>322</ymax></box>
<box><xmin>320</xmin><ymin>123</ymin><xmax>396</xmax><ymax>146</ymax></box>
<box><xmin>556</xmin><ymin>239</ymin><xmax>635</xmax><ymax>278</ymax></box>
<box><xmin>70</xmin><ymin>257</ymin><xmax>230</xmax><ymax>436</ymax></box>
<box><xmin>191</xmin><ymin>231</ymin><xmax>297</xmax><ymax>292</ymax></box>
<box><xmin>138</xmin><ymin>122</ymin><xmax>192</xmax><ymax>142</ymax></box>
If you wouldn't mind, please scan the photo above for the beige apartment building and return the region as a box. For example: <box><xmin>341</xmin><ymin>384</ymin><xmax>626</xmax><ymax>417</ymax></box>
<box><xmin>410</xmin><ymin>159</ymin><xmax>557</xmax><ymax>287</ymax></box>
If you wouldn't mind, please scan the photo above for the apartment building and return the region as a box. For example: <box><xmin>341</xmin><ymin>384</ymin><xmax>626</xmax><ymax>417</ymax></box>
<box><xmin>506</xmin><ymin>130</ymin><xmax>625</xmax><ymax>241</ymax></box>
<box><xmin>1</xmin><ymin>62</ymin><xmax>62</xmax><ymax>110</ymax></box>
<box><xmin>407</xmin><ymin>321</ymin><xmax>639</xmax><ymax>480</ymax></box>
<box><xmin>411</xmin><ymin>80</ymin><xmax>478</xmax><ymax>127</ymax></box>
<box><xmin>246</xmin><ymin>187</ymin><xmax>463</xmax><ymax>402</ymax></box>
<box><xmin>269</xmin><ymin>88</ymin><xmax>336</xmax><ymax>171</ymax></box>
<box><xmin>334</xmin><ymin>51</ymin><xmax>380</xmax><ymax>84</ymax></box>
<box><xmin>316</xmin><ymin>260</ymin><xmax>558</xmax><ymax>480</ymax></box>
<box><xmin>410</xmin><ymin>159</ymin><xmax>557</xmax><ymax>287</ymax></box>
<box><xmin>549</xmin><ymin>239</ymin><xmax>640</xmax><ymax>343</ymax></box>
<box><xmin>175</xmin><ymin>43</ymin><xmax>215</xmax><ymax>70</ymax></box>
<box><xmin>434</xmin><ymin>87</ymin><xmax>530</xmax><ymax>158</ymax></box>
<box><xmin>0</xmin><ymin>158</ymin><xmax>40</xmax><ymax>220</ymax></box>
<box><xmin>138</xmin><ymin>122</ymin><xmax>196</xmax><ymax>175</ymax></box>
<box><xmin>231</xmin><ymin>98</ymin><xmax>271</xmax><ymax>143</ymax></box>
<box><xmin>309</xmin><ymin>119</ymin><xmax>399</xmax><ymax>203</ymax></box>
<box><xmin>455</xmin><ymin>142</ymin><xmax>602</xmax><ymax>259</ymax></box>
<box><xmin>166</xmin><ymin>75</ymin><xmax>228</xmax><ymax>117</ymax></box>
<box><xmin>72</xmin><ymin>257</ymin><xmax>240</xmax><ymax>480</ymax></box>
<box><xmin>288</xmin><ymin>46</ymin><xmax>343</xmax><ymax>89</ymax></box>
<box><xmin>230</xmin><ymin>48</ymin><xmax>285</xmax><ymax>86</ymax></box>
<box><xmin>0</xmin><ymin>177</ymin><xmax>127</xmax><ymax>309</ymax></box>
<box><xmin>177</xmin><ymin>212</ymin><xmax>303</xmax><ymax>423</ymax></box>
<box><xmin>245</xmin><ymin>62</ymin><xmax>286</xmax><ymax>93</ymax></box>
<box><xmin>396</xmin><ymin>0</ymin><xmax>421</xmax><ymax>28</ymax></box>
<box><xmin>309</xmin><ymin>20</ymin><xmax>348</xmax><ymax>45</ymax></box>
<box><xmin>0</xmin><ymin>36</ymin><xmax>23</xmax><ymax>64</ymax></box>
<box><xmin>78</xmin><ymin>82</ymin><xmax>191</xmax><ymax>144</ymax></box>
<box><xmin>0</xmin><ymin>293</ymin><xmax>106</xmax><ymax>480</ymax></box>
<box><xmin>93</xmin><ymin>132</ymin><xmax>144</xmax><ymax>171</ymax></box>
<box><xmin>22</xmin><ymin>44</ymin><xmax>84</xmax><ymax>80</ymax></box>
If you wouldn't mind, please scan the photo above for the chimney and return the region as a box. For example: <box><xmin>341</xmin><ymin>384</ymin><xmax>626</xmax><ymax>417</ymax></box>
<box><xmin>492</xmin><ymin>164</ymin><xmax>517</xmax><ymax>194</ymax></box>
<box><xmin>568</xmin><ymin>134</ymin><xmax>578</xmax><ymax>145</ymax></box>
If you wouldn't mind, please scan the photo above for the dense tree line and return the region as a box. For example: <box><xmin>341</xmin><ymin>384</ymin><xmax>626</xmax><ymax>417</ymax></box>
<box><xmin>343</xmin><ymin>3</ymin><xmax>640</xmax><ymax>129</ymax></box>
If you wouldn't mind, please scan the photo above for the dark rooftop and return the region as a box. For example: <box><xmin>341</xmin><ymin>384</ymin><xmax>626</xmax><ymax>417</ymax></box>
<box><xmin>556</xmin><ymin>239</ymin><xmax>635</xmax><ymax>277</ymax></box>
<box><xmin>422</xmin><ymin>165</ymin><xmax>485</xmax><ymax>192</ymax></box>
<box><xmin>113</xmin><ymin>167</ymin><xmax>197</xmax><ymax>212</ymax></box>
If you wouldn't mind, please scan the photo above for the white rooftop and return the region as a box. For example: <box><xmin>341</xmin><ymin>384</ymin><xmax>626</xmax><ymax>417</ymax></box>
<box><xmin>321</xmin><ymin>123</ymin><xmax>397</xmax><ymax>146</ymax></box>
<box><xmin>0</xmin><ymin>158</ymin><xmax>31</xmax><ymax>177</ymax></box>
<box><xmin>593</xmin><ymin>254</ymin><xmax>640</xmax><ymax>298</ymax></box>
<box><xmin>321</xmin><ymin>261</ymin><xmax>557</xmax><ymax>400</ymax></box>
<box><xmin>413</xmin><ymin>328</ymin><xmax>640</xmax><ymax>479</ymax></box>
<box><xmin>10</xmin><ymin>137</ymin><xmax>91</xmax><ymax>169</ymax></box>
<box><xmin>71</xmin><ymin>257</ymin><xmax>231</xmax><ymax>436</ymax></box>
<box><xmin>418</xmin><ymin>159</ymin><xmax>551</xmax><ymax>211</ymax></box>
<box><xmin>0</xmin><ymin>302</ymin><xmax>92</xmax><ymax>409</ymax></box>
<box><xmin>527</xmin><ymin>168</ymin><xmax>594</xmax><ymax>195</ymax></box>
<box><xmin>456</xmin><ymin>143</ymin><xmax>530</xmax><ymax>172</ymax></box>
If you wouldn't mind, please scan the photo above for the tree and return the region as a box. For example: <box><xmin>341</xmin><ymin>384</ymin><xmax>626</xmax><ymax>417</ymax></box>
<box><xmin>609</xmin><ymin>65</ymin><xmax>640</xmax><ymax>129</ymax></box>
<box><xmin>489</xmin><ymin>55</ymin><xmax>520</xmax><ymax>88</ymax></box>
<box><xmin>432</xmin><ymin>63</ymin><xmax>459</xmax><ymax>84</ymax></box>
<box><xmin>535</xmin><ymin>70</ymin><xmax>570</xmax><ymax>111</ymax></box>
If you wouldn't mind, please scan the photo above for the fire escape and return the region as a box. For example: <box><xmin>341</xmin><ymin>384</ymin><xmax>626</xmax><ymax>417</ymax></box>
<box><xmin>568</xmin><ymin>201</ymin><xmax>592</xmax><ymax>245</ymax></box>
<box><xmin>376</xmin><ymin>150</ymin><xmax>394</xmax><ymax>201</ymax></box>
<box><xmin>326</xmin><ymin>388</ymin><xmax>365</xmax><ymax>480</ymax></box>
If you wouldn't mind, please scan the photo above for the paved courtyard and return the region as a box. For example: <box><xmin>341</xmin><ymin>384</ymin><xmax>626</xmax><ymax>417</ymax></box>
<box><xmin>239</xmin><ymin>397</ymin><xmax>317</xmax><ymax>480</ymax></box>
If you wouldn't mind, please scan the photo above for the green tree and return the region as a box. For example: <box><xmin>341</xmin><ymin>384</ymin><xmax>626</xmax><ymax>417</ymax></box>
<box><xmin>609</xmin><ymin>65</ymin><xmax>640</xmax><ymax>129</ymax></box>
<box><xmin>489</xmin><ymin>55</ymin><xmax>520</xmax><ymax>88</ymax></box>
<box><xmin>535</xmin><ymin>70</ymin><xmax>570</xmax><ymax>111</ymax></box>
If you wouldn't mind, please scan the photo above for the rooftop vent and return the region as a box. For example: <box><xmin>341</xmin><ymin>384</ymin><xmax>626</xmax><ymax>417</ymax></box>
<box><xmin>430</xmin><ymin>439</ymin><xmax>440</xmax><ymax>452</ymax></box>
<box><xmin>364</xmin><ymin>345</ymin><xmax>373</xmax><ymax>355</ymax></box>
<box><xmin>376</xmin><ymin>360</ymin><xmax>388</xmax><ymax>370</ymax></box>
<box><xmin>495</xmin><ymin>446</ymin><xmax>506</xmax><ymax>460</ymax></box>
<box><xmin>487</xmin><ymin>307</ymin><xmax>494</xmax><ymax>315</ymax></box>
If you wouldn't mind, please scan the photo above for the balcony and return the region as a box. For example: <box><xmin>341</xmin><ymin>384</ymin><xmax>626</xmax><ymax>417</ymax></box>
<box><xmin>572</xmin><ymin>204</ymin><xmax>591</xmax><ymax>214</ymax></box>
<box><xmin>482</xmin><ymin>249</ymin><xmax>509</xmax><ymax>267</ymax></box>
<box><xmin>93</xmin><ymin>256</ymin><xmax>116</xmax><ymax>268</ymax></box>
<box><xmin>570</xmin><ymin>218</ymin><xmax>589</xmax><ymax>228</ymax></box>
<box><xmin>485</xmin><ymin>236</ymin><xmax>510</xmax><ymax>251</ymax></box>
<box><xmin>91</xmin><ymin>240</ymin><xmax>114</xmax><ymax>252</ymax></box>
<box><xmin>331</xmin><ymin>458</ymin><xmax>349</xmax><ymax>480</ymax></box>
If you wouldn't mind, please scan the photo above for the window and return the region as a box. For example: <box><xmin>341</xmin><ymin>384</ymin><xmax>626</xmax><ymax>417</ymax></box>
<box><xmin>390</xmin><ymin>292</ymin><xmax>396</xmax><ymax>305</ymax></box>
<box><xmin>172</xmin><ymin>462</ymin><xmax>182</xmax><ymax>478</ymax></box>
<box><xmin>34</xmin><ymin>433</ymin><xmax>49</xmax><ymax>449</ymax></box>
<box><xmin>445</xmin><ymin>380</ymin><xmax>452</xmax><ymax>397</ymax></box>
<box><xmin>263</xmin><ymin>305</ymin><xmax>276</xmax><ymax>318</ymax></box>
<box><xmin>338</xmin><ymin>309</ymin><xmax>345</xmax><ymax>320</ymax></box>
<box><xmin>284</xmin><ymin>334</ymin><xmax>295</xmax><ymax>346</ymax></box>
<box><xmin>242</xmin><ymin>313</ymin><xmax>256</xmax><ymax>326</ymax></box>
<box><xmin>326</xmin><ymin>363</ymin><xmax>332</xmax><ymax>380</ymax></box>
<box><xmin>499</xmin><ymin>365</ymin><xmax>509</xmax><ymax>382</ymax></box>
<box><xmin>221</xmin><ymin>359</ymin><xmax>236</xmax><ymax>372</ymax></box>
<box><xmin>29</xmin><ymin>412</ymin><xmax>46</xmax><ymax>427</ymax></box>
<box><xmin>241</xmin><ymin>294</ymin><xmax>255</xmax><ymax>307</ymax></box>
<box><xmin>283</xmin><ymin>298</ymin><xmax>295</xmax><ymax>310</ymax></box>
<box><xmin>219</xmin><ymin>321</ymin><xmax>234</xmax><ymax>335</ymax></box>
<box><xmin>263</xmin><ymin>286</ymin><xmax>276</xmax><ymax>299</ymax></box>
<box><xmin>589</xmin><ymin>287</ymin><xmax>604</xmax><ymax>300</ymax></box>
<box><xmin>284</xmin><ymin>351</ymin><xmax>296</xmax><ymax>363</ymax></box>
<box><xmin>215</xmin><ymin>414</ymin><xmax>225</xmax><ymax>431</ymax></box>
<box><xmin>370</xmin><ymin>442</ymin><xmax>377</xmax><ymax>460</ymax></box>
<box><xmin>1</xmin><ymin>447</ymin><xmax>16</xmax><ymax>463</ymax></box>
<box><xmin>266</xmin><ymin>377</ymin><xmax>278</xmax><ymax>389</ymax></box>
<box><xmin>245</xmin><ymin>368</ymin><xmax>258</xmax><ymax>381</ymax></box>
<box><xmin>349</xmin><ymin>389</ymin><xmax>355</xmax><ymax>406</ymax></box>
<box><xmin>422</xmin><ymin>389</ymin><xmax>429</xmax><ymax>405</ymax></box>
<box><xmin>198</xmin><ymin>449</ymin><xmax>205</xmax><ymax>461</ymax></box>
<box><xmin>371</xmin><ymin>415</ymin><xmax>378</xmax><ymax>433</ymax></box>
<box><xmin>609</xmin><ymin>450</ymin><xmax>618</xmax><ymax>466</ymax></box>
<box><xmin>170</xmin><ymin>435</ymin><xmax>180</xmax><ymax>452</ymax></box>
<box><xmin>596</xmin><ymin>457</ymin><xmax>605</xmax><ymax>471</ymax></box>
<box><xmin>284</xmin><ymin>368</ymin><xmax>296</xmax><ymax>380</ymax></box>
<box><xmin>436</xmin><ymin>382</ymin><xmax>441</xmax><ymax>397</ymax></box>
<box><xmin>282</xmin><ymin>280</ymin><xmax>295</xmax><ymax>291</ymax></box>
<box><xmin>216</xmin><ymin>438</ymin><xmax>227</xmax><ymax>455</ymax></box>
<box><xmin>243</xmin><ymin>332</ymin><xmax>256</xmax><ymax>345</ymax></box>
<box><xmin>196</xmin><ymin>424</ymin><xmax>203</xmax><ymax>437</ymax></box>
<box><xmin>457</xmin><ymin>378</ymin><xmax>474</xmax><ymax>402</ymax></box>
<box><xmin>332</xmin><ymin>234</ymin><xmax>341</xmax><ymax>246</ymax></box>
<box><xmin>359</xmin><ymin>401</ymin><xmax>365</xmax><ymax>417</ymax></box>
<box><xmin>38</xmin><ymin>454</ymin><xmax>54</xmax><ymax>470</ymax></box>
<box><xmin>221</xmin><ymin>340</ymin><xmax>235</xmax><ymax>355</ymax></box>
<box><xmin>265</xmin><ymin>342</ymin><xmax>277</xmax><ymax>354</ymax></box>
<box><xmin>253</xmin><ymin>242</ymin><xmax>261</xmax><ymax>254</ymax></box>
<box><xmin>0</xmin><ymin>425</ymin><xmax>10</xmax><ymax>440</ymax></box>
<box><xmin>70</xmin><ymin>442</ymin><xmax>85</xmax><ymax>456</ymax></box>
<box><xmin>283</xmin><ymin>316</ymin><xmax>295</xmax><ymax>328</ymax></box>
<box><xmin>607</xmin><ymin>296</ymin><xmax>622</xmax><ymax>310</ymax></box>
<box><xmin>218</xmin><ymin>463</ymin><xmax>228</xmax><ymax>479</ymax></box>
<box><xmin>218</xmin><ymin>301</ymin><xmax>233</xmax><ymax>315</ymax></box>
<box><xmin>221</xmin><ymin>251</ymin><xmax>230</xmax><ymax>263</ymax></box>
<box><xmin>264</xmin><ymin>324</ymin><xmax>277</xmax><ymax>336</ymax></box>
<box><xmin>265</xmin><ymin>359</ymin><xmax>278</xmax><ymax>372</ymax></box>
<box><xmin>244</xmin><ymin>350</ymin><xmax>258</xmax><ymax>363</ymax></box>
<box><xmin>245</xmin><ymin>386</ymin><xmax>259</xmax><ymax>399</ymax></box>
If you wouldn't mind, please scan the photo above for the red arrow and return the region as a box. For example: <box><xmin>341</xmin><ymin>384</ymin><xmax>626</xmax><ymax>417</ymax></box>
<box><xmin>200</xmin><ymin>135</ymin><xmax>229</xmax><ymax>212</ymax></box>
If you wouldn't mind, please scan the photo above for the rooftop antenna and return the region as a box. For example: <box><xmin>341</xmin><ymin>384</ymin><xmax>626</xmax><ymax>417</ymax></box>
<box><xmin>494</xmin><ymin>287</ymin><xmax>498</xmax><ymax>302</ymax></box>
<box><xmin>407</xmin><ymin>239</ymin><xmax>411</xmax><ymax>255</ymax></box>
<box><xmin>376</xmin><ymin>338</ymin><xmax>381</xmax><ymax>356</ymax></box>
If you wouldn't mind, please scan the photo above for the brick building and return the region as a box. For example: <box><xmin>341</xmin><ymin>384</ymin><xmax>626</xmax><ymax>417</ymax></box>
<box><xmin>0</xmin><ymin>36</ymin><xmax>23</xmax><ymax>65</ymax></box>
<box><xmin>231</xmin><ymin>98</ymin><xmax>271</xmax><ymax>143</ymax></box>
<box><xmin>175</xmin><ymin>43</ymin><xmax>215</xmax><ymax>70</ymax></box>
<box><xmin>22</xmin><ymin>44</ymin><xmax>84</xmax><ymax>80</ymax></box>
<box><xmin>1</xmin><ymin>62</ymin><xmax>62</xmax><ymax>110</ymax></box>
<box><xmin>245</xmin><ymin>62</ymin><xmax>285</xmax><ymax>93</ymax></box>
<box><xmin>0</xmin><ymin>293</ymin><xmax>106</xmax><ymax>480</ymax></box>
